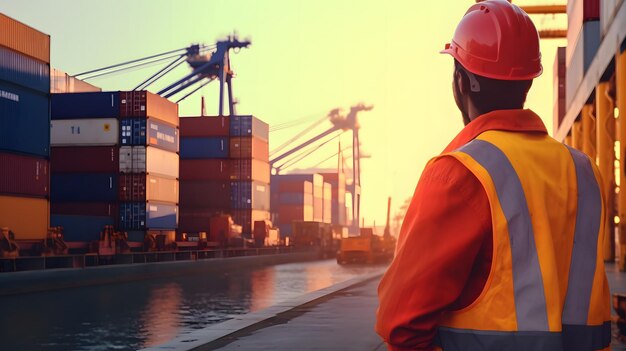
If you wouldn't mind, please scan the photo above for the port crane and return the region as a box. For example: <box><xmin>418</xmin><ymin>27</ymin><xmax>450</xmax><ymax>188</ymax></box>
<box><xmin>74</xmin><ymin>35</ymin><xmax>250</xmax><ymax>115</ymax></box>
<box><xmin>270</xmin><ymin>103</ymin><xmax>373</xmax><ymax>235</ymax></box>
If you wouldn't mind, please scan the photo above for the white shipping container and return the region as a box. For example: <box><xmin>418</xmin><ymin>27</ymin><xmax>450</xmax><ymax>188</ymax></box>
<box><xmin>119</xmin><ymin>146</ymin><xmax>179</xmax><ymax>179</ymax></box>
<box><xmin>565</xmin><ymin>21</ymin><xmax>600</xmax><ymax>109</ymax></box>
<box><xmin>51</xmin><ymin>118</ymin><xmax>118</xmax><ymax>146</ymax></box>
<box><xmin>600</xmin><ymin>0</ymin><xmax>619</xmax><ymax>37</ymax></box>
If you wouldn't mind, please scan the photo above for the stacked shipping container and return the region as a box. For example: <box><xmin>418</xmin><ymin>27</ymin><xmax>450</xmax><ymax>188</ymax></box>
<box><xmin>566</xmin><ymin>0</ymin><xmax>601</xmax><ymax>109</ymax></box>
<box><xmin>0</xmin><ymin>14</ymin><xmax>51</xmax><ymax>240</ymax></box>
<box><xmin>50</xmin><ymin>91</ymin><xmax>179</xmax><ymax>242</ymax></box>
<box><xmin>270</xmin><ymin>174</ymin><xmax>327</xmax><ymax>237</ymax></box>
<box><xmin>179</xmin><ymin>115</ymin><xmax>270</xmax><ymax>237</ymax></box>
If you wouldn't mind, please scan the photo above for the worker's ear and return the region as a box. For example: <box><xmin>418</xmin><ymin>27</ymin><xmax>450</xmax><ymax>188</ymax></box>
<box><xmin>454</xmin><ymin>68</ymin><xmax>469</xmax><ymax>96</ymax></box>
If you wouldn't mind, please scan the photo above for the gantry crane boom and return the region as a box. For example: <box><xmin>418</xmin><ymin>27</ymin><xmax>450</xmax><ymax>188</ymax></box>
<box><xmin>270</xmin><ymin>103</ymin><xmax>373</xmax><ymax>235</ymax></box>
<box><xmin>72</xmin><ymin>35</ymin><xmax>250</xmax><ymax>114</ymax></box>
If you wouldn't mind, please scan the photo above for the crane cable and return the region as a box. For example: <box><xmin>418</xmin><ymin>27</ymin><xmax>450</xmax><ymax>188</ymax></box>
<box><xmin>275</xmin><ymin>132</ymin><xmax>342</xmax><ymax>172</ymax></box>
<box><xmin>76</xmin><ymin>44</ymin><xmax>217</xmax><ymax>80</ymax></box>
<box><xmin>270</xmin><ymin>116</ymin><xmax>328</xmax><ymax>156</ymax></box>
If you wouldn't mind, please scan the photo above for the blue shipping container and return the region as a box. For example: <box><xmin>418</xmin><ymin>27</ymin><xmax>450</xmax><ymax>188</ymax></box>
<box><xmin>120</xmin><ymin>118</ymin><xmax>179</xmax><ymax>152</ymax></box>
<box><xmin>51</xmin><ymin>92</ymin><xmax>120</xmax><ymax>119</ymax></box>
<box><xmin>51</xmin><ymin>173</ymin><xmax>118</xmax><ymax>202</ymax></box>
<box><xmin>180</xmin><ymin>137</ymin><xmax>229</xmax><ymax>159</ymax></box>
<box><xmin>230</xmin><ymin>115</ymin><xmax>269</xmax><ymax>141</ymax></box>
<box><xmin>119</xmin><ymin>202</ymin><xmax>178</xmax><ymax>230</ymax></box>
<box><xmin>0</xmin><ymin>80</ymin><xmax>50</xmax><ymax>157</ymax></box>
<box><xmin>51</xmin><ymin>214</ymin><xmax>114</xmax><ymax>242</ymax></box>
<box><xmin>278</xmin><ymin>192</ymin><xmax>313</xmax><ymax>206</ymax></box>
<box><xmin>230</xmin><ymin>181</ymin><xmax>270</xmax><ymax>210</ymax></box>
<box><xmin>0</xmin><ymin>46</ymin><xmax>50</xmax><ymax>94</ymax></box>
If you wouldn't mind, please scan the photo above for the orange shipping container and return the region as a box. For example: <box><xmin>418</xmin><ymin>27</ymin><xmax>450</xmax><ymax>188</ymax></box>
<box><xmin>0</xmin><ymin>13</ymin><xmax>50</xmax><ymax>63</ymax></box>
<box><xmin>229</xmin><ymin>137</ymin><xmax>269</xmax><ymax>161</ymax></box>
<box><xmin>0</xmin><ymin>195</ymin><xmax>49</xmax><ymax>240</ymax></box>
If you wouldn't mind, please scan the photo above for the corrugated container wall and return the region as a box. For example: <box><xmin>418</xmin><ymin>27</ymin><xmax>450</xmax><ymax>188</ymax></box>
<box><xmin>0</xmin><ymin>81</ymin><xmax>50</xmax><ymax>157</ymax></box>
<box><xmin>120</xmin><ymin>118</ymin><xmax>179</xmax><ymax>152</ymax></box>
<box><xmin>51</xmin><ymin>146</ymin><xmax>119</xmax><ymax>173</ymax></box>
<box><xmin>230</xmin><ymin>159</ymin><xmax>270</xmax><ymax>183</ymax></box>
<box><xmin>180</xmin><ymin>137</ymin><xmax>229</xmax><ymax>159</ymax></box>
<box><xmin>51</xmin><ymin>202</ymin><xmax>117</xmax><ymax>217</ymax></box>
<box><xmin>119</xmin><ymin>146</ymin><xmax>179</xmax><ymax>179</ymax></box>
<box><xmin>229</xmin><ymin>137</ymin><xmax>269</xmax><ymax>160</ymax></box>
<box><xmin>0</xmin><ymin>195</ymin><xmax>49</xmax><ymax>240</ymax></box>
<box><xmin>119</xmin><ymin>91</ymin><xmax>178</xmax><ymax>127</ymax></box>
<box><xmin>0</xmin><ymin>152</ymin><xmax>49</xmax><ymax>197</ymax></box>
<box><xmin>51</xmin><ymin>173</ymin><xmax>118</xmax><ymax>202</ymax></box>
<box><xmin>51</xmin><ymin>118</ymin><xmax>119</xmax><ymax>146</ymax></box>
<box><xmin>119</xmin><ymin>174</ymin><xmax>178</xmax><ymax>203</ymax></box>
<box><xmin>180</xmin><ymin>116</ymin><xmax>229</xmax><ymax>137</ymax></box>
<box><xmin>119</xmin><ymin>202</ymin><xmax>178</xmax><ymax>230</ymax></box>
<box><xmin>0</xmin><ymin>13</ymin><xmax>50</xmax><ymax>63</ymax></box>
<box><xmin>180</xmin><ymin>181</ymin><xmax>231</xmax><ymax>208</ymax></box>
<box><xmin>51</xmin><ymin>68</ymin><xmax>101</xmax><ymax>94</ymax></box>
<box><xmin>51</xmin><ymin>92</ymin><xmax>120</xmax><ymax>119</ymax></box>
<box><xmin>180</xmin><ymin>159</ymin><xmax>231</xmax><ymax>181</ymax></box>
<box><xmin>230</xmin><ymin>181</ymin><xmax>270</xmax><ymax>210</ymax></box>
<box><xmin>0</xmin><ymin>45</ymin><xmax>50</xmax><ymax>93</ymax></box>
<box><xmin>229</xmin><ymin>116</ymin><xmax>269</xmax><ymax>141</ymax></box>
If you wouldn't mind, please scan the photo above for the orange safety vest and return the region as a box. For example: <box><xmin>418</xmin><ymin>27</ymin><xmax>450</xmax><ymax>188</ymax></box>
<box><xmin>432</xmin><ymin>130</ymin><xmax>611</xmax><ymax>351</ymax></box>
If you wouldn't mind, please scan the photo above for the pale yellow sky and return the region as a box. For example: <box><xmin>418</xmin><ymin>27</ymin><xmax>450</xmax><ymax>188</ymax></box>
<box><xmin>0</xmin><ymin>0</ymin><xmax>567</xmax><ymax>226</ymax></box>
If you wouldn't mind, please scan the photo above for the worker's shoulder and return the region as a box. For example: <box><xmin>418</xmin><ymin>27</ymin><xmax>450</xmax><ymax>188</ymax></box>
<box><xmin>420</xmin><ymin>155</ymin><xmax>477</xmax><ymax>187</ymax></box>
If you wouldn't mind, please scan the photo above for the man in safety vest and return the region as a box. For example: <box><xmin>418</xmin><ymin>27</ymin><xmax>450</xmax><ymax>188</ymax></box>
<box><xmin>376</xmin><ymin>1</ymin><xmax>612</xmax><ymax>350</ymax></box>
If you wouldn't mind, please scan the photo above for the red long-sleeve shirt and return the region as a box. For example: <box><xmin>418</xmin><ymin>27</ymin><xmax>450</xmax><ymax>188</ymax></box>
<box><xmin>376</xmin><ymin>109</ymin><xmax>548</xmax><ymax>350</ymax></box>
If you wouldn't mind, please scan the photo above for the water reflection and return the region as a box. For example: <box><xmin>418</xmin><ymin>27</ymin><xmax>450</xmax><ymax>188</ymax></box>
<box><xmin>139</xmin><ymin>283</ymin><xmax>182</xmax><ymax>347</ymax></box>
<box><xmin>0</xmin><ymin>260</ymin><xmax>383</xmax><ymax>351</ymax></box>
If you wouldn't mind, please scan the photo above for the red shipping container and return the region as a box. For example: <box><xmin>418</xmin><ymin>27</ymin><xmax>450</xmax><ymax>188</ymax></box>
<box><xmin>229</xmin><ymin>137</ymin><xmax>269</xmax><ymax>161</ymax></box>
<box><xmin>180</xmin><ymin>116</ymin><xmax>229</xmax><ymax>137</ymax></box>
<box><xmin>119</xmin><ymin>174</ymin><xmax>145</xmax><ymax>201</ymax></box>
<box><xmin>583</xmin><ymin>0</ymin><xmax>600</xmax><ymax>21</ymax></box>
<box><xmin>51</xmin><ymin>202</ymin><xmax>117</xmax><ymax>217</ymax></box>
<box><xmin>180</xmin><ymin>180</ymin><xmax>231</xmax><ymax>208</ymax></box>
<box><xmin>277</xmin><ymin>180</ymin><xmax>314</xmax><ymax>194</ymax></box>
<box><xmin>119</xmin><ymin>91</ymin><xmax>179</xmax><ymax>127</ymax></box>
<box><xmin>119</xmin><ymin>174</ymin><xmax>178</xmax><ymax>203</ymax></box>
<box><xmin>0</xmin><ymin>152</ymin><xmax>49</xmax><ymax>197</ymax></box>
<box><xmin>51</xmin><ymin>146</ymin><xmax>119</xmax><ymax>173</ymax></box>
<box><xmin>230</xmin><ymin>159</ymin><xmax>270</xmax><ymax>183</ymax></box>
<box><xmin>277</xmin><ymin>205</ymin><xmax>313</xmax><ymax>224</ymax></box>
<box><xmin>180</xmin><ymin>159</ymin><xmax>231</xmax><ymax>181</ymax></box>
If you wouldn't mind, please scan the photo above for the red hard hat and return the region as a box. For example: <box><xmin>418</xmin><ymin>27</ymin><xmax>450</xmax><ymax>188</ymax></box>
<box><xmin>441</xmin><ymin>0</ymin><xmax>542</xmax><ymax>80</ymax></box>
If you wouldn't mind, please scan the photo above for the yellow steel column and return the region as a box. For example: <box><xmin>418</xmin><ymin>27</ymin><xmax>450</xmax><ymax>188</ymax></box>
<box><xmin>582</xmin><ymin>104</ymin><xmax>597</xmax><ymax>160</ymax></box>
<box><xmin>617</xmin><ymin>48</ymin><xmax>626</xmax><ymax>270</ymax></box>
<box><xmin>571</xmin><ymin>119</ymin><xmax>584</xmax><ymax>150</ymax></box>
<box><xmin>597</xmin><ymin>82</ymin><xmax>615</xmax><ymax>261</ymax></box>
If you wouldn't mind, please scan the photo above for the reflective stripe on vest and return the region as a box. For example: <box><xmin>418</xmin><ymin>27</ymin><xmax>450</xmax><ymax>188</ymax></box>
<box><xmin>436</xmin><ymin>140</ymin><xmax>609</xmax><ymax>351</ymax></box>
<box><xmin>437</xmin><ymin>323</ymin><xmax>610</xmax><ymax>351</ymax></box>
<box><xmin>458</xmin><ymin>140</ymin><xmax>549</xmax><ymax>330</ymax></box>
<box><xmin>562</xmin><ymin>146</ymin><xmax>602</xmax><ymax>325</ymax></box>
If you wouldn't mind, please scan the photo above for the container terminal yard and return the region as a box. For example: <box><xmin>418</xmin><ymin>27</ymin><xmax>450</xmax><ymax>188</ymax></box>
<box><xmin>0</xmin><ymin>0</ymin><xmax>626</xmax><ymax>350</ymax></box>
